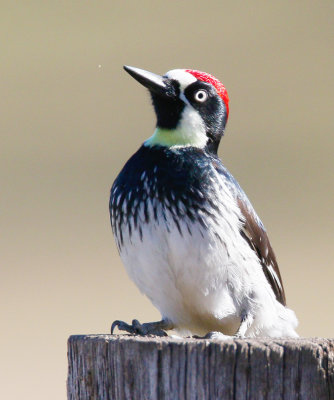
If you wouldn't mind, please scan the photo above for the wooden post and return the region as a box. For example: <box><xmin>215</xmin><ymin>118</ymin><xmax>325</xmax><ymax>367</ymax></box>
<box><xmin>67</xmin><ymin>335</ymin><xmax>334</xmax><ymax>400</ymax></box>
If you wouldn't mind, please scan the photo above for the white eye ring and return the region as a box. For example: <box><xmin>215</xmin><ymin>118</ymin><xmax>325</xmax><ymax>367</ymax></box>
<box><xmin>194</xmin><ymin>90</ymin><xmax>208</xmax><ymax>102</ymax></box>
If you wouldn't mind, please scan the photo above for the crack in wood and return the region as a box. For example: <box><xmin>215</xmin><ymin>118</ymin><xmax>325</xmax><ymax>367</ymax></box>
<box><xmin>67</xmin><ymin>335</ymin><xmax>334</xmax><ymax>400</ymax></box>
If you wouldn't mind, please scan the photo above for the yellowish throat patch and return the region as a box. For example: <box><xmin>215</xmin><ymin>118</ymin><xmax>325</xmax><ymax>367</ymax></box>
<box><xmin>145</xmin><ymin>128</ymin><xmax>200</xmax><ymax>147</ymax></box>
<box><xmin>144</xmin><ymin>106</ymin><xmax>207</xmax><ymax>148</ymax></box>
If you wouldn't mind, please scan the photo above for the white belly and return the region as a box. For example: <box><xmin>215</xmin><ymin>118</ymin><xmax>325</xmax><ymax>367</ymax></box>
<box><xmin>115</xmin><ymin>169</ymin><xmax>298</xmax><ymax>337</ymax></box>
<box><xmin>118</xmin><ymin>189</ymin><xmax>269</xmax><ymax>335</ymax></box>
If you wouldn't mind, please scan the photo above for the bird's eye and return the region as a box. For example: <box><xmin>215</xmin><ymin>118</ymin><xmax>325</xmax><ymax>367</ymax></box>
<box><xmin>194</xmin><ymin>90</ymin><xmax>208</xmax><ymax>102</ymax></box>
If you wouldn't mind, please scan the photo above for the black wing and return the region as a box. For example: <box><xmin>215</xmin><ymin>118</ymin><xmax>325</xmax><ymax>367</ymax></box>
<box><xmin>211</xmin><ymin>157</ymin><xmax>286</xmax><ymax>305</ymax></box>
<box><xmin>237</xmin><ymin>197</ymin><xmax>286</xmax><ymax>306</ymax></box>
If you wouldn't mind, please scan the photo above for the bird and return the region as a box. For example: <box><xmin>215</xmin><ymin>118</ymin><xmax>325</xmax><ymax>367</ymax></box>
<box><xmin>109</xmin><ymin>66</ymin><xmax>298</xmax><ymax>338</ymax></box>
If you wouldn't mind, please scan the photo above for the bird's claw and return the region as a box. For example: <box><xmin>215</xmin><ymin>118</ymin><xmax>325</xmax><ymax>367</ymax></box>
<box><xmin>111</xmin><ymin>320</ymin><xmax>136</xmax><ymax>335</ymax></box>
<box><xmin>193</xmin><ymin>331</ymin><xmax>233</xmax><ymax>340</ymax></box>
<box><xmin>111</xmin><ymin>319</ymin><xmax>168</xmax><ymax>337</ymax></box>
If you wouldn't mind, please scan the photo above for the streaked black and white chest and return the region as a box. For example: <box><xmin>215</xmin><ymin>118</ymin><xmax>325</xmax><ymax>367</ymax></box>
<box><xmin>110</xmin><ymin>144</ymin><xmax>243</xmax><ymax>256</ymax></box>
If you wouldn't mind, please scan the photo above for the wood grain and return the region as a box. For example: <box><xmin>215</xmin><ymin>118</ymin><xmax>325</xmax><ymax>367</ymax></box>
<box><xmin>67</xmin><ymin>335</ymin><xmax>334</xmax><ymax>400</ymax></box>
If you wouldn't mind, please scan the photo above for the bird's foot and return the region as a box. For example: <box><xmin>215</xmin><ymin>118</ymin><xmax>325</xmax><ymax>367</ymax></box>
<box><xmin>111</xmin><ymin>318</ymin><xmax>173</xmax><ymax>337</ymax></box>
<box><xmin>193</xmin><ymin>331</ymin><xmax>234</xmax><ymax>340</ymax></box>
<box><xmin>194</xmin><ymin>314</ymin><xmax>253</xmax><ymax>340</ymax></box>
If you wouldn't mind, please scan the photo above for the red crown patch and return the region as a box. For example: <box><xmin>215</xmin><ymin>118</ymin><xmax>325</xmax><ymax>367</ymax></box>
<box><xmin>185</xmin><ymin>69</ymin><xmax>229</xmax><ymax>117</ymax></box>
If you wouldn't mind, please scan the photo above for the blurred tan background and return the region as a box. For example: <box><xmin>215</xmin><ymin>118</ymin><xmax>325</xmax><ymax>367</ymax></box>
<box><xmin>1</xmin><ymin>1</ymin><xmax>333</xmax><ymax>399</ymax></box>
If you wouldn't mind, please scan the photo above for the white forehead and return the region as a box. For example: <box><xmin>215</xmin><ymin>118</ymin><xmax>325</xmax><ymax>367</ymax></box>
<box><xmin>164</xmin><ymin>69</ymin><xmax>197</xmax><ymax>91</ymax></box>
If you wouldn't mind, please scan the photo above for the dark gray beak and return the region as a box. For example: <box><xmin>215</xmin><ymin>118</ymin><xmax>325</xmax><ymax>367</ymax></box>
<box><xmin>123</xmin><ymin>66</ymin><xmax>172</xmax><ymax>98</ymax></box>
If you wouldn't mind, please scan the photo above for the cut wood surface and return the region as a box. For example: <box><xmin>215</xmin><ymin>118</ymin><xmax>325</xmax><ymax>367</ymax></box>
<box><xmin>67</xmin><ymin>335</ymin><xmax>334</xmax><ymax>400</ymax></box>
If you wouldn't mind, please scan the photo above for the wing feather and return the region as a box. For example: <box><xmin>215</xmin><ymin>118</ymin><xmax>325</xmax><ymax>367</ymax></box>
<box><xmin>237</xmin><ymin>198</ymin><xmax>286</xmax><ymax>306</ymax></box>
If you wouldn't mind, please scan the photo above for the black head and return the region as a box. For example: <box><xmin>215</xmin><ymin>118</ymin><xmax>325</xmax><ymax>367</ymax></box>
<box><xmin>124</xmin><ymin>66</ymin><xmax>229</xmax><ymax>154</ymax></box>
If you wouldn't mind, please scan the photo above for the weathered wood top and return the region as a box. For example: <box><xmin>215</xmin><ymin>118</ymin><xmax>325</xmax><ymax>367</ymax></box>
<box><xmin>67</xmin><ymin>335</ymin><xmax>334</xmax><ymax>400</ymax></box>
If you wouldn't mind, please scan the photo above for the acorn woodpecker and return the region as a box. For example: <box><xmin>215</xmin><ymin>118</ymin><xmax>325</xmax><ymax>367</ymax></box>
<box><xmin>110</xmin><ymin>66</ymin><xmax>298</xmax><ymax>338</ymax></box>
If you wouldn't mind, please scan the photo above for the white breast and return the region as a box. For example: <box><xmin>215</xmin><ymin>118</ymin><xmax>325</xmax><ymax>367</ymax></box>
<box><xmin>116</xmin><ymin>166</ymin><xmax>298</xmax><ymax>337</ymax></box>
